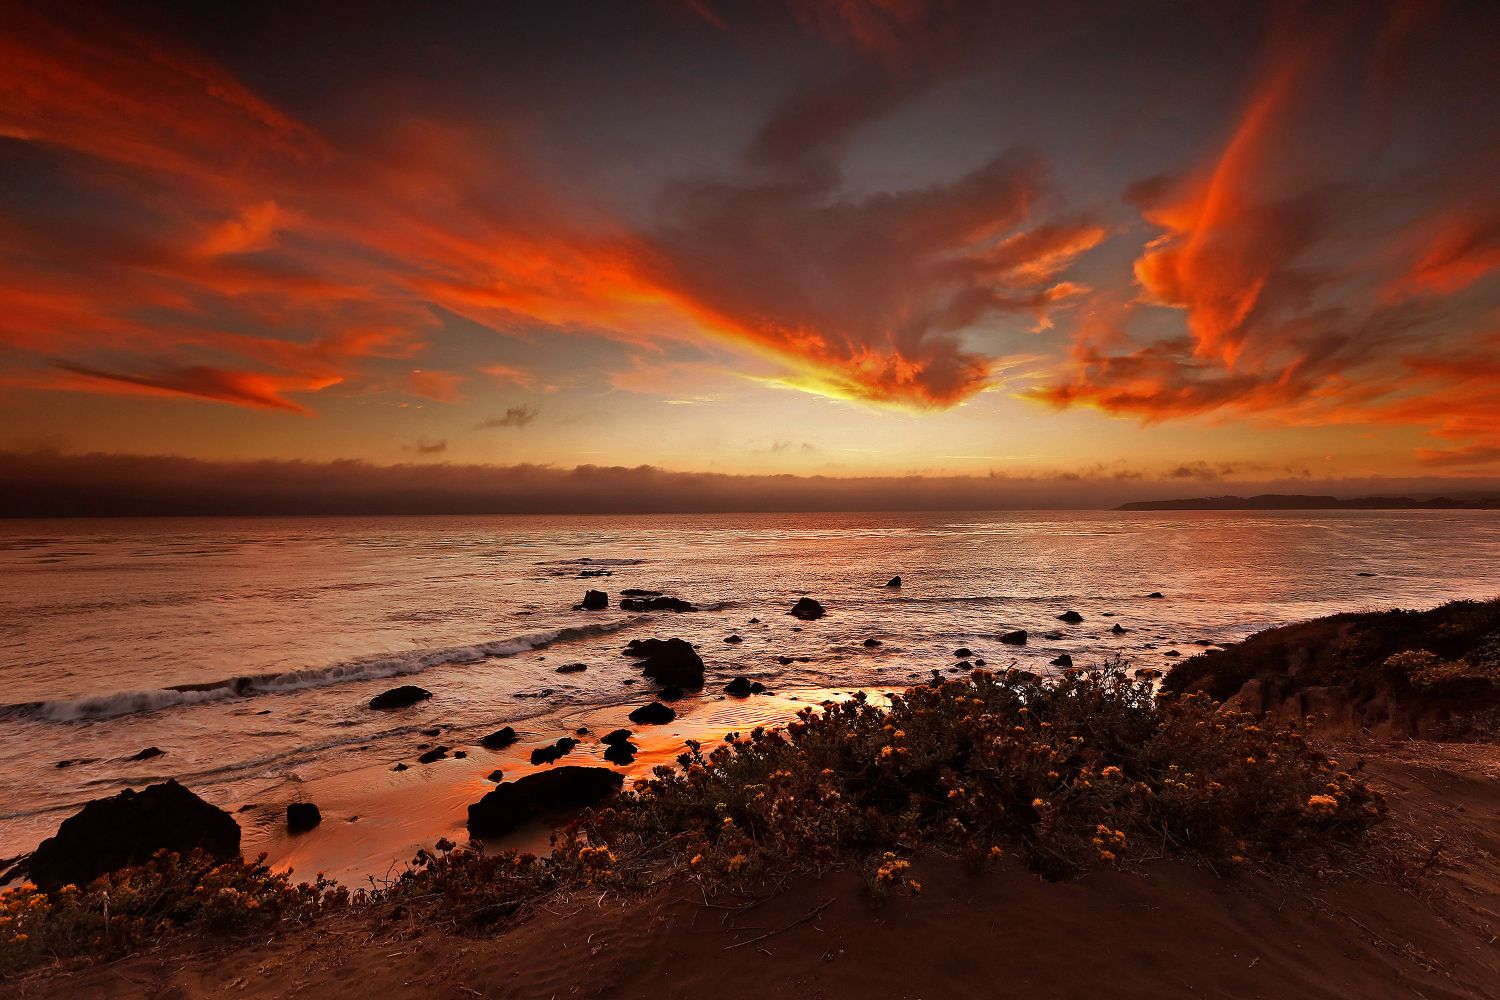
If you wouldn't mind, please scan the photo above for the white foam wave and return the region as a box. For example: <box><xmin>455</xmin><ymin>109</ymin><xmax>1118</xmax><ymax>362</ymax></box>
<box><xmin>7</xmin><ymin>618</ymin><xmax>643</xmax><ymax>723</ymax></box>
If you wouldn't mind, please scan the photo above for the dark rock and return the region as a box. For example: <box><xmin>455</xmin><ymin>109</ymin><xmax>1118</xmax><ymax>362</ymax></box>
<box><xmin>1051</xmin><ymin>654</ymin><xmax>1073</xmax><ymax>667</ymax></box>
<box><xmin>601</xmin><ymin>728</ymin><xmax>633</xmax><ymax>746</ymax></box>
<box><xmin>421</xmin><ymin>728</ymin><xmax>441</xmax><ymax>737</ymax></box>
<box><xmin>286</xmin><ymin>802</ymin><xmax>321</xmax><ymax>834</ymax></box>
<box><xmin>576</xmin><ymin>727</ymin><xmax>589</xmax><ymax>735</ymax></box>
<box><xmin>629</xmin><ymin>701</ymin><xmax>676</xmax><ymax>725</ymax></box>
<box><xmin>724</xmin><ymin>635</ymin><xmax>743</xmax><ymax>644</ymax></box>
<box><xmin>1165</xmin><ymin>650</ymin><xmax>1181</xmax><ymax>657</ymax></box>
<box><xmin>602</xmin><ymin>742</ymin><xmax>637</xmax><ymax>766</ymax></box>
<box><xmin>658</xmin><ymin>685</ymin><xmax>685</xmax><ymax>701</ymax></box>
<box><xmin>1356</xmin><ymin>572</ymin><xmax>1377</xmax><ymax>577</ymax></box>
<box><xmin>750</xmin><ymin>682</ymin><xmax>767</xmax><ymax>694</ymax></box>
<box><xmin>1147</xmin><ymin>592</ymin><xmax>1165</xmax><ymax>599</ymax></box>
<box><xmin>974</xmin><ymin>659</ymin><xmax>986</xmax><ymax>666</ymax></box>
<box><xmin>530</xmin><ymin>738</ymin><xmax>579</xmax><ymax>766</ymax></box>
<box><xmin>369</xmin><ymin>686</ymin><xmax>432</xmax><ymax>710</ymax></box>
<box><xmin>723</xmin><ymin>676</ymin><xmax>754</xmax><ymax>696</ymax></box>
<box><xmin>748</xmin><ymin>617</ymin><xmax>761</xmax><ymax>624</ymax></box>
<box><xmin>129</xmin><ymin>746</ymin><xmax>165</xmax><ymax>762</ymax></box>
<box><xmin>886</xmin><ymin>576</ymin><xmax>902</xmax><ymax>588</ymax></box>
<box><xmin>620</xmin><ymin>596</ymin><xmax>696</xmax><ymax>612</ymax></box>
<box><xmin>953</xmin><ymin>647</ymin><xmax>972</xmax><ymax>658</ymax></box>
<box><xmin>789</xmin><ymin>597</ymin><xmax>826</xmax><ymax>621</ymax></box>
<box><xmin>454</xmin><ymin>750</ymin><xmax>467</xmax><ymax>758</ymax></box>
<box><xmin>467</xmin><ymin>767</ymin><xmax>625</xmax><ymax>838</ymax></box>
<box><xmin>999</xmin><ymin>630</ymin><xmax>1028</xmax><ymax>645</ymax></box>
<box><xmin>25</xmin><ymin>780</ymin><xmax>241</xmax><ymax>892</ymax></box>
<box><xmin>629</xmin><ymin>637</ymin><xmax>704</xmax><ymax>688</ymax></box>
<box><xmin>392</xmin><ymin>763</ymin><xmax>408</xmax><ymax>772</ymax></box>
<box><xmin>620</xmin><ymin>588</ymin><xmax>662</xmax><ymax>597</ymax></box>
<box><xmin>777</xmin><ymin>656</ymin><xmax>795</xmax><ymax>665</ymax></box>
<box><xmin>555</xmin><ymin>663</ymin><xmax>588</xmax><ymax>674</ymax></box>
<box><xmin>864</xmin><ymin>638</ymin><xmax>882</xmax><ymax>647</ymax></box>
<box><xmin>516</xmin><ymin>688</ymin><xmax>555</xmax><ymax>699</ymax></box>
<box><xmin>577</xmin><ymin>590</ymin><xmax>608</xmax><ymax>611</ymax></box>
<box><xmin>1058</xmin><ymin>611</ymin><xmax>1084</xmax><ymax>624</ymax></box>
<box><xmin>418</xmin><ymin>746</ymin><xmax>449</xmax><ymax>764</ymax></box>
<box><xmin>1111</xmin><ymin>623</ymin><xmax>1127</xmax><ymax>634</ymax></box>
<box><xmin>480</xmin><ymin>726</ymin><xmax>517</xmax><ymax>750</ymax></box>
<box><xmin>487</xmin><ymin>769</ymin><xmax>505</xmax><ymax>782</ymax></box>
<box><xmin>956</xmin><ymin>660</ymin><xmax>972</xmax><ymax>669</ymax></box>
<box><xmin>1042</xmin><ymin>631</ymin><xmax>1064</xmax><ymax>641</ymax></box>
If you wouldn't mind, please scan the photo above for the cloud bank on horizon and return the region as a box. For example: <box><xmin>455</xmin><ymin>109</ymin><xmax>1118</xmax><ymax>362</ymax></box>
<box><xmin>1</xmin><ymin>0</ymin><xmax>1497</xmax><ymax>485</ymax></box>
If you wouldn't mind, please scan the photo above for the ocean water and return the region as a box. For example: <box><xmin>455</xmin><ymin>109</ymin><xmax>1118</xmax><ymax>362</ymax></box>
<box><xmin>2</xmin><ymin>510</ymin><xmax>1498</xmax><ymax>877</ymax></box>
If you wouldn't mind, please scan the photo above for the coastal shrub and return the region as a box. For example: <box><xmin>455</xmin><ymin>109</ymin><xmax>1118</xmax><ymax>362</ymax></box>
<box><xmin>0</xmin><ymin>850</ymin><xmax>351</xmax><ymax>977</ymax></box>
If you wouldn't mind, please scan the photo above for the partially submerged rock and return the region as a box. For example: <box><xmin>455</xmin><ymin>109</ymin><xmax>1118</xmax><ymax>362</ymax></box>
<box><xmin>629</xmin><ymin>701</ymin><xmax>676</xmax><ymax>725</ymax></box>
<box><xmin>789</xmin><ymin>597</ymin><xmax>826</xmax><ymax>621</ymax></box>
<box><xmin>467</xmin><ymin>767</ymin><xmax>624</xmax><ymax>838</ymax></box>
<box><xmin>1058</xmin><ymin>611</ymin><xmax>1084</xmax><ymax>624</ymax></box>
<box><xmin>129</xmin><ymin>746</ymin><xmax>165</xmax><ymax>761</ymax></box>
<box><xmin>620</xmin><ymin>596</ymin><xmax>696</xmax><ymax>612</ymax></box>
<box><xmin>530</xmin><ymin>737</ymin><xmax>579</xmax><ymax>766</ymax></box>
<box><xmin>999</xmin><ymin>630</ymin><xmax>1028</xmax><ymax>646</ymax></box>
<box><xmin>886</xmin><ymin>576</ymin><xmax>902</xmax><ymax>588</ymax></box>
<box><xmin>418</xmin><ymin>746</ymin><xmax>449</xmax><ymax>764</ymax></box>
<box><xmin>1051</xmin><ymin>654</ymin><xmax>1073</xmax><ymax>668</ymax></box>
<box><xmin>555</xmin><ymin>663</ymin><xmax>588</xmax><ymax>674</ymax></box>
<box><xmin>25</xmin><ymin>780</ymin><xmax>240</xmax><ymax>892</ymax></box>
<box><xmin>369</xmin><ymin>686</ymin><xmax>432</xmax><ymax>710</ymax></box>
<box><xmin>480</xmin><ymin>726</ymin><xmax>518</xmax><ymax>750</ymax></box>
<box><xmin>286</xmin><ymin>802</ymin><xmax>321</xmax><ymax>833</ymax></box>
<box><xmin>625</xmin><ymin>637</ymin><xmax>705</xmax><ymax>688</ymax></box>
<box><xmin>577</xmin><ymin>589</ymin><xmax>608</xmax><ymax>611</ymax></box>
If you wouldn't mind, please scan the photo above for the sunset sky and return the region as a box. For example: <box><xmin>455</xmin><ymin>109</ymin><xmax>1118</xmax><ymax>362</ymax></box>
<box><xmin>2</xmin><ymin>0</ymin><xmax>1499</xmax><ymax>508</ymax></box>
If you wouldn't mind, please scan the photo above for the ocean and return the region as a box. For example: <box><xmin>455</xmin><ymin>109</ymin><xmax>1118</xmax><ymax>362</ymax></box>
<box><xmin>2</xmin><ymin>510</ymin><xmax>1497</xmax><ymax>881</ymax></box>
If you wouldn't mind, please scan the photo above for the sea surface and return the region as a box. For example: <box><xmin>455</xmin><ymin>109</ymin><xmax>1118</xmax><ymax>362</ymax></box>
<box><xmin>2</xmin><ymin>510</ymin><xmax>1498</xmax><ymax>880</ymax></box>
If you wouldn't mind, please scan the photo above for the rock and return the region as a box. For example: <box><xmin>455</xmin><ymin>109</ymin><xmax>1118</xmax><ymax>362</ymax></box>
<box><xmin>723</xmin><ymin>676</ymin><xmax>754</xmax><ymax>696</ymax></box>
<box><xmin>953</xmin><ymin>647</ymin><xmax>972</xmax><ymax>658</ymax></box>
<box><xmin>480</xmin><ymin>726</ymin><xmax>517</xmax><ymax>750</ymax></box>
<box><xmin>886</xmin><ymin>576</ymin><xmax>902</xmax><ymax>588</ymax></box>
<box><xmin>1111</xmin><ymin>623</ymin><xmax>1127</xmax><ymax>634</ymax></box>
<box><xmin>748</xmin><ymin>618</ymin><xmax>761</xmax><ymax>624</ymax></box>
<box><xmin>1051</xmin><ymin>654</ymin><xmax>1073</xmax><ymax>667</ymax></box>
<box><xmin>555</xmin><ymin>663</ymin><xmax>588</xmax><ymax>674</ymax></box>
<box><xmin>602</xmin><ymin>742</ymin><xmax>637</xmax><ymax>766</ymax></box>
<box><xmin>620</xmin><ymin>596</ymin><xmax>696</xmax><ymax>612</ymax></box>
<box><xmin>576</xmin><ymin>727</ymin><xmax>589</xmax><ymax>735</ymax></box>
<box><xmin>601</xmin><ymin>728</ymin><xmax>633</xmax><ymax>746</ymax></box>
<box><xmin>1356</xmin><ymin>572</ymin><xmax>1376</xmax><ymax>577</ymax></box>
<box><xmin>577</xmin><ymin>590</ymin><xmax>608</xmax><ymax>611</ymax></box>
<box><xmin>1147</xmin><ymin>592</ymin><xmax>1164</xmax><ymax>599</ymax></box>
<box><xmin>724</xmin><ymin>635</ymin><xmax>743</xmax><ymax>644</ymax></box>
<box><xmin>658</xmin><ymin>685</ymin><xmax>685</xmax><ymax>701</ymax></box>
<box><xmin>777</xmin><ymin>656</ymin><xmax>795</xmax><ymax>665</ymax></box>
<box><xmin>530</xmin><ymin>738</ymin><xmax>579</xmax><ymax>766</ymax></box>
<box><xmin>955</xmin><ymin>660</ymin><xmax>972</xmax><ymax>669</ymax></box>
<box><xmin>751</xmin><ymin>681</ymin><xmax>768</xmax><ymax>694</ymax></box>
<box><xmin>454</xmin><ymin>750</ymin><xmax>467</xmax><ymax>758</ymax></box>
<box><xmin>418</xmin><ymin>746</ymin><xmax>449</xmax><ymax>764</ymax></box>
<box><xmin>467</xmin><ymin>767</ymin><xmax>625</xmax><ymax>838</ymax></box>
<box><xmin>629</xmin><ymin>701</ymin><xmax>676</xmax><ymax>725</ymax></box>
<box><xmin>369</xmin><ymin>686</ymin><xmax>432</xmax><ymax>710</ymax></box>
<box><xmin>1058</xmin><ymin>611</ymin><xmax>1084</xmax><ymax>624</ymax></box>
<box><xmin>129</xmin><ymin>746</ymin><xmax>165</xmax><ymax>761</ymax></box>
<box><xmin>999</xmin><ymin>630</ymin><xmax>1028</xmax><ymax>645</ymax></box>
<box><xmin>286</xmin><ymin>802</ymin><xmax>321</xmax><ymax>834</ymax></box>
<box><xmin>392</xmin><ymin>762</ymin><xmax>408</xmax><ymax>771</ymax></box>
<box><xmin>974</xmin><ymin>659</ymin><xmax>986</xmax><ymax>666</ymax></box>
<box><xmin>1042</xmin><ymin>631</ymin><xmax>1064</xmax><ymax>641</ymax></box>
<box><xmin>421</xmin><ymin>728</ymin><xmax>441</xmax><ymax>737</ymax></box>
<box><xmin>487</xmin><ymin>769</ymin><xmax>505</xmax><ymax>782</ymax></box>
<box><xmin>1165</xmin><ymin>650</ymin><xmax>1181</xmax><ymax>657</ymax></box>
<box><xmin>628</xmin><ymin>637</ymin><xmax>704</xmax><ymax>688</ymax></box>
<box><xmin>620</xmin><ymin>588</ymin><xmax>662</xmax><ymax>597</ymax></box>
<box><xmin>25</xmin><ymin>780</ymin><xmax>241</xmax><ymax>892</ymax></box>
<box><xmin>864</xmin><ymin>638</ymin><xmax>882</xmax><ymax>647</ymax></box>
<box><xmin>789</xmin><ymin>597</ymin><xmax>826</xmax><ymax>621</ymax></box>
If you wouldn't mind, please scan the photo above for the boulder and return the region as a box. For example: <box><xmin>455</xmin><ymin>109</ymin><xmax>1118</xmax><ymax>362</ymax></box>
<box><xmin>953</xmin><ymin>647</ymin><xmax>973</xmax><ymax>658</ymax></box>
<box><xmin>1051</xmin><ymin>654</ymin><xmax>1073</xmax><ymax>667</ymax></box>
<box><xmin>789</xmin><ymin>597</ymin><xmax>826</xmax><ymax>621</ymax></box>
<box><xmin>1058</xmin><ymin>611</ymin><xmax>1084</xmax><ymax>624</ymax></box>
<box><xmin>657</xmin><ymin>685</ymin><xmax>685</xmax><ymax>701</ymax></box>
<box><xmin>1111</xmin><ymin>623</ymin><xmax>1127</xmax><ymax>635</ymax></box>
<box><xmin>620</xmin><ymin>596</ymin><xmax>696</xmax><ymax>612</ymax></box>
<box><xmin>1042</xmin><ymin>631</ymin><xmax>1064</xmax><ymax>641</ymax></box>
<box><xmin>466</xmin><ymin>767</ymin><xmax>624</xmax><ymax>838</ymax></box>
<box><xmin>601</xmin><ymin>728</ymin><xmax>633</xmax><ymax>746</ymax></box>
<box><xmin>129</xmin><ymin>746</ymin><xmax>165</xmax><ymax>761</ymax></box>
<box><xmin>418</xmin><ymin>746</ymin><xmax>449</xmax><ymax>764</ymax></box>
<box><xmin>480</xmin><ymin>726</ymin><xmax>517</xmax><ymax>750</ymax></box>
<box><xmin>25</xmin><ymin>780</ymin><xmax>241</xmax><ymax>892</ymax></box>
<box><xmin>392</xmin><ymin>762</ymin><xmax>408</xmax><ymax>772</ymax></box>
<box><xmin>629</xmin><ymin>701</ymin><xmax>676</xmax><ymax>725</ymax></box>
<box><xmin>886</xmin><ymin>576</ymin><xmax>902</xmax><ymax>588</ymax></box>
<box><xmin>602</xmin><ymin>741</ymin><xmax>637</xmax><ymax>766</ymax></box>
<box><xmin>620</xmin><ymin>588</ymin><xmax>662</xmax><ymax>597</ymax></box>
<box><xmin>864</xmin><ymin>638</ymin><xmax>882</xmax><ymax>648</ymax></box>
<box><xmin>1147</xmin><ymin>592</ymin><xmax>1165</xmax><ymax>599</ymax></box>
<box><xmin>555</xmin><ymin>663</ymin><xmax>588</xmax><ymax>674</ymax></box>
<box><xmin>487</xmin><ymin>769</ymin><xmax>505</xmax><ymax>782</ymax></box>
<box><xmin>629</xmin><ymin>637</ymin><xmax>704</xmax><ymax>688</ymax></box>
<box><xmin>369</xmin><ymin>686</ymin><xmax>432</xmax><ymax>710</ymax></box>
<box><xmin>530</xmin><ymin>737</ymin><xmax>579</xmax><ymax>766</ymax></box>
<box><xmin>999</xmin><ymin>630</ymin><xmax>1028</xmax><ymax>645</ymax></box>
<box><xmin>286</xmin><ymin>802</ymin><xmax>321</xmax><ymax>833</ymax></box>
<box><xmin>723</xmin><ymin>676</ymin><xmax>754</xmax><ymax>696</ymax></box>
<box><xmin>577</xmin><ymin>590</ymin><xmax>608</xmax><ymax>611</ymax></box>
<box><xmin>724</xmin><ymin>634</ymin><xmax>743</xmax><ymax>644</ymax></box>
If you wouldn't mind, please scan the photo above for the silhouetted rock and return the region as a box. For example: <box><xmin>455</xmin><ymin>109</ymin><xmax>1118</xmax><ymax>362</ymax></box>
<box><xmin>620</xmin><ymin>588</ymin><xmax>662</xmax><ymax>597</ymax></box>
<box><xmin>392</xmin><ymin>762</ymin><xmax>408</xmax><ymax>771</ymax></box>
<box><xmin>864</xmin><ymin>638</ymin><xmax>882</xmax><ymax>647</ymax></box>
<box><xmin>724</xmin><ymin>635</ymin><xmax>743</xmax><ymax>644</ymax></box>
<box><xmin>25</xmin><ymin>780</ymin><xmax>240</xmax><ymax>892</ymax></box>
<box><xmin>601</xmin><ymin>728</ymin><xmax>633</xmax><ymax>746</ymax></box>
<box><xmin>789</xmin><ymin>597</ymin><xmax>826</xmax><ymax>621</ymax></box>
<box><xmin>628</xmin><ymin>637</ymin><xmax>704</xmax><ymax>688</ymax></box>
<box><xmin>555</xmin><ymin>663</ymin><xmax>588</xmax><ymax>674</ymax></box>
<box><xmin>369</xmin><ymin>686</ymin><xmax>432</xmax><ymax>710</ymax></box>
<box><xmin>953</xmin><ymin>647</ymin><xmax>972</xmax><ymax>658</ymax></box>
<box><xmin>999</xmin><ymin>630</ymin><xmax>1028</xmax><ymax>645</ymax></box>
<box><xmin>418</xmin><ymin>746</ymin><xmax>449</xmax><ymax>764</ymax></box>
<box><xmin>1147</xmin><ymin>592</ymin><xmax>1165</xmax><ymax>599</ymax></box>
<box><xmin>723</xmin><ymin>676</ymin><xmax>754</xmax><ymax>696</ymax></box>
<box><xmin>1051</xmin><ymin>654</ymin><xmax>1073</xmax><ymax>667</ymax></box>
<box><xmin>487</xmin><ymin>769</ymin><xmax>504</xmax><ymax>782</ymax></box>
<box><xmin>602</xmin><ymin>741</ymin><xmax>637</xmax><ymax>766</ymax></box>
<box><xmin>777</xmin><ymin>655</ymin><xmax>794</xmax><ymax>665</ymax></box>
<box><xmin>1058</xmin><ymin>611</ymin><xmax>1084</xmax><ymax>624</ymax></box>
<box><xmin>480</xmin><ymin>726</ymin><xmax>517</xmax><ymax>750</ymax></box>
<box><xmin>466</xmin><ymin>767</ymin><xmax>624</xmax><ymax>838</ymax></box>
<box><xmin>620</xmin><ymin>596</ymin><xmax>696</xmax><ymax>612</ymax></box>
<box><xmin>1042</xmin><ymin>631</ymin><xmax>1064</xmax><ymax>641</ymax></box>
<box><xmin>1112</xmin><ymin>623</ymin><xmax>1128</xmax><ymax>634</ymax></box>
<box><xmin>286</xmin><ymin>802</ymin><xmax>321</xmax><ymax>833</ymax></box>
<box><xmin>629</xmin><ymin>701</ymin><xmax>676</xmax><ymax>725</ymax></box>
<box><xmin>886</xmin><ymin>576</ymin><xmax>902</xmax><ymax>588</ymax></box>
<box><xmin>530</xmin><ymin>737</ymin><xmax>579</xmax><ymax>766</ymax></box>
<box><xmin>658</xmin><ymin>685</ymin><xmax>685</xmax><ymax>701</ymax></box>
<box><xmin>454</xmin><ymin>750</ymin><xmax>467</xmax><ymax>758</ymax></box>
<box><xmin>577</xmin><ymin>590</ymin><xmax>608</xmax><ymax>611</ymax></box>
<box><xmin>129</xmin><ymin>746</ymin><xmax>165</xmax><ymax>761</ymax></box>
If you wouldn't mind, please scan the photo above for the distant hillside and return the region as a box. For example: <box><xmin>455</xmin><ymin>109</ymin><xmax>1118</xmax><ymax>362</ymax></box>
<box><xmin>1117</xmin><ymin>494</ymin><xmax>1498</xmax><ymax>511</ymax></box>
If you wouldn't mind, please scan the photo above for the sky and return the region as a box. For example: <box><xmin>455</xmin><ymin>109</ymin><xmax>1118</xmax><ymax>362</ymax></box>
<box><xmin>2</xmin><ymin>0</ymin><xmax>1499</xmax><ymax>511</ymax></box>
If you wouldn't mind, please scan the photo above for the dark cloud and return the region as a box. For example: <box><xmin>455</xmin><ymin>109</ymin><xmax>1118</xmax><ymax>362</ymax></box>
<box><xmin>403</xmin><ymin>437</ymin><xmax>448</xmax><ymax>454</ymax></box>
<box><xmin>474</xmin><ymin>405</ymin><xmax>538</xmax><ymax>429</ymax></box>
